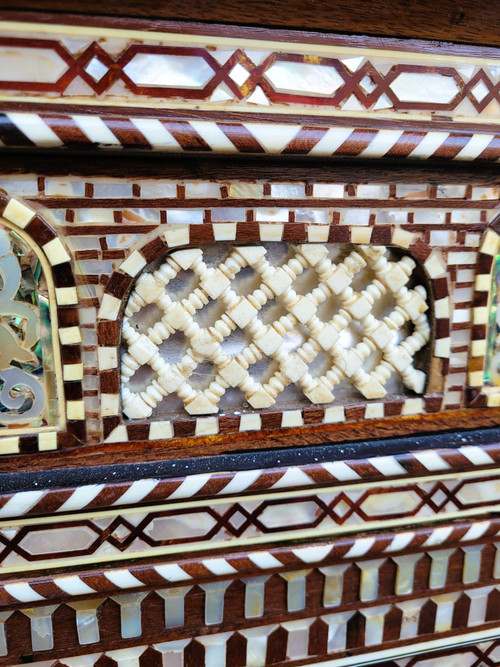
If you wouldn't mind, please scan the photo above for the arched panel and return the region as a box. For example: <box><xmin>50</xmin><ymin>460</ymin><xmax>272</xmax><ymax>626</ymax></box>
<box><xmin>0</xmin><ymin>192</ymin><xmax>84</xmax><ymax>453</ymax></box>
<box><xmin>0</xmin><ymin>222</ymin><xmax>58</xmax><ymax>432</ymax></box>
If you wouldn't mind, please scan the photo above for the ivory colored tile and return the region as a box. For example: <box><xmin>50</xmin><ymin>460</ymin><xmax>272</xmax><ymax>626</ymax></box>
<box><xmin>473</xmin><ymin>306</ymin><xmax>488</xmax><ymax>325</ymax></box>
<box><xmin>55</xmin><ymin>286</ymin><xmax>78</xmax><ymax>306</ymax></box>
<box><xmin>66</xmin><ymin>400</ymin><xmax>85</xmax><ymax>420</ymax></box>
<box><xmin>307</xmin><ymin>225</ymin><xmax>330</xmax><ymax>242</ymax></box>
<box><xmin>2</xmin><ymin>198</ymin><xmax>36</xmax><ymax>228</ymax></box>
<box><xmin>256</xmin><ymin>208</ymin><xmax>289</xmax><ymax>222</ymax></box>
<box><xmin>396</xmin><ymin>183</ymin><xmax>428</xmax><ymax>198</ymax></box>
<box><xmin>364</xmin><ymin>402</ymin><xmax>384</xmax><ymax>419</ymax></box>
<box><xmin>195</xmin><ymin>417</ymin><xmax>219</xmax><ymax>436</ymax></box>
<box><xmin>105</xmin><ymin>424</ymin><xmax>128</xmax><ymax>443</ymax></box>
<box><xmin>434</xmin><ymin>337</ymin><xmax>451</xmax><ymax>358</ymax></box>
<box><xmin>259</xmin><ymin>223</ymin><xmax>283</xmax><ymax>241</ymax></box>
<box><xmin>465</xmin><ymin>233</ymin><xmax>481</xmax><ymax>247</ymax></box>
<box><xmin>448</xmin><ymin>251</ymin><xmax>477</xmax><ymax>265</ymax></box>
<box><xmin>281</xmin><ymin>410</ymin><xmax>303</xmax><ymax>428</ymax></box>
<box><xmin>351</xmin><ymin>227</ymin><xmax>372</xmax><ymax>244</ymax></box>
<box><xmin>313</xmin><ymin>183</ymin><xmax>344</xmax><ymax>198</ymax></box>
<box><xmin>402</xmin><ymin>397</ymin><xmax>424</xmax><ymax>415</ymax></box>
<box><xmin>480</xmin><ymin>229</ymin><xmax>500</xmax><ymax>256</ymax></box>
<box><xmin>76</xmin><ymin>208</ymin><xmax>115</xmax><ymax>224</ymax></box>
<box><xmin>239</xmin><ymin>413</ymin><xmax>261</xmax><ymax>431</ymax></box>
<box><xmin>120</xmin><ymin>250</ymin><xmax>147</xmax><ymax>277</ymax></box>
<box><xmin>474</xmin><ymin>274</ymin><xmax>490</xmax><ymax>291</ymax></box>
<box><xmin>59</xmin><ymin>326</ymin><xmax>82</xmax><ymax>345</ymax></box>
<box><xmin>487</xmin><ymin>392</ymin><xmax>500</xmax><ymax>406</ymax></box>
<box><xmin>450</xmin><ymin>209</ymin><xmax>481</xmax><ymax>223</ymax></box>
<box><xmin>38</xmin><ymin>431</ymin><xmax>57</xmax><ymax>451</ymax></box>
<box><xmin>472</xmin><ymin>186</ymin><xmax>499</xmax><ymax>200</ymax></box>
<box><xmin>444</xmin><ymin>389</ymin><xmax>462</xmax><ymax>405</ymax></box>
<box><xmin>468</xmin><ymin>370</ymin><xmax>484</xmax><ymax>387</ymax></box>
<box><xmin>43</xmin><ymin>237</ymin><xmax>71</xmax><ymax>265</ymax></box>
<box><xmin>424</xmin><ymin>253</ymin><xmax>447</xmax><ymax>279</ymax></box>
<box><xmin>324</xmin><ymin>405</ymin><xmax>345</xmax><ymax>423</ymax></box>
<box><xmin>101</xmin><ymin>394</ymin><xmax>120</xmax><ymax>416</ymax></box>
<box><xmin>434</xmin><ymin>298</ymin><xmax>450</xmax><ymax>319</ymax></box>
<box><xmin>0</xmin><ymin>436</ymin><xmax>20</xmax><ymax>454</ymax></box>
<box><xmin>164</xmin><ymin>226</ymin><xmax>190</xmax><ymax>247</ymax></box>
<box><xmin>98</xmin><ymin>347</ymin><xmax>118</xmax><ymax>370</ymax></box>
<box><xmin>185</xmin><ymin>182</ymin><xmax>222</xmax><ymax>198</ymax></box>
<box><xmin>213</xmin><ymin>222</ymin><xmax>237</xmax><ymax>240</ymax></box>
<box><xmin>149</xmin><ymin>421</ymin><xmax>174</xmax><ymax>439</ymax></box>
<box><xmin>391</xmin><ymin>228</ymin><xmax>414</xmax><ymax>248</ymax></box>
<box><xmin>63</xmin><ymin>363</ymin><xmax>84</xmax><ymax>381</ymax></box>
<box><xmin>98</xmin><ymin>294</ymin><xmax>121</xmax><ymax>320</ymax></box>
<box><xmin>471</xmin><ymin>339</ymin><xmax>487</xmax><ymax>357</ymax></box>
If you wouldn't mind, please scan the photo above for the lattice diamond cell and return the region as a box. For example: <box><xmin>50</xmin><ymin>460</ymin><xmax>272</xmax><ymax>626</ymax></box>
<box><xmin>121</xmin><ymin>243</ymin><xmax>430</xmax><ymax>419</ymax></box>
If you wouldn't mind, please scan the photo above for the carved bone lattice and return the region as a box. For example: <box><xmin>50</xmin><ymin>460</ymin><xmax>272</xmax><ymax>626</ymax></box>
<box><xmin>121</xmin><ymin>244</ymin><xmax>430</xmax><ymax>419</ymax></box>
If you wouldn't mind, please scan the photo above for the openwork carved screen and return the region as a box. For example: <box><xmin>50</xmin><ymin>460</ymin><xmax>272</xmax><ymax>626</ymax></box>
<box><xmin>121</xmin><ymin>243</ymin><xmax>431</xmax><ymax>424</ymax></box>
<box><xmin>0</xmin><ymin>224</ymin><xmax>58</xmax><ymax>430</ymax></box>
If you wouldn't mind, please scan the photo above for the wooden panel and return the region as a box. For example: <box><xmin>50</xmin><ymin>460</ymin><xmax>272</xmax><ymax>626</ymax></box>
<box><xmin>1</xmin><ymin>3</ymin><xmax>500</xmax><ymax>47</ymax></box>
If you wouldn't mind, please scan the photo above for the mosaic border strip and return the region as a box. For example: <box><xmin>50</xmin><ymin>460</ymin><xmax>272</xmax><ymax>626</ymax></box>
<box><xmin>104</xmin><ymin>393</ymin><xmax>443</xmax><ymax>444</ymax></box>
<box><xmin>0</xmin><ymin>192</ymin><xmax>85</xmax><ymax>450</ymax></box>
<box><xmin>0</xmin><ymin>27</ymin><xmax>499</xmax><ymax>118</ymax></box>
<box><xmin>98</xmin><ymin>221</ymin><xmax>450</xmax><ymax>443</ymax></box>
<box><xmin>0</xmin><ymin>16</ymin><xmax>498</xmax><ymax>166</ymax></box>
<box><xmin>3</xmin><ymin>470</ymin><xmax>500</xmax><ymax>575</ymax></box>
<box><xmin>3</xmin><ymin>510</ymin><xmax>500</xmax><ymax>664</ymax></box>
<box><xmin>0</xmin><ymin>515</ymin><xmax>497</xmax><ymax>606</ymax></box>
<box><xmin>10</xmin><ymin>630</ymin><xmax>500</xmax><ymax>667</ymax></box>
<box><xmin>2</xmin><ymin>111</ymin><xmax>500</xmax><ymax>161</ymax></box>
<box><xmin>3</xmin><ymin>583</ymin><xmax>500</xmax><ymax>665</ymax></box>
<box><xmin>0</xmin><ymin>439</ymin><xmax>498</xmax><ymax>519</ymax></box>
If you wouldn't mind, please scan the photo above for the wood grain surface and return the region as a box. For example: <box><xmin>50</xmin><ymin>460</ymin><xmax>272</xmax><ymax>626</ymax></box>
<box><xmin>0</xmin><ymin>1</ymin><xmax>499</xmax><ymax>47</ymax></box>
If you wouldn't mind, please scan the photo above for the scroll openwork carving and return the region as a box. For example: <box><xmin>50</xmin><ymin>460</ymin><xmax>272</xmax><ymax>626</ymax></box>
<box><xmin>0</xmin><ymin>225</ymin><xmax>53</xmax><ymax>427</ymax></box>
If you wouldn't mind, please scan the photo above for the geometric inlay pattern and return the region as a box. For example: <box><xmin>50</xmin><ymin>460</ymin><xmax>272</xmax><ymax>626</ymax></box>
<box><xmin>0</xmin><ymin>474</ymin><xmax>498</xmax><ymax>571</ymax></box>
<box><xmin>1</xmin><ymin>37</ymin><xmax>500</xmax><ymax>118</ymax></box>
<box><xmin>121</xmin><ymin>243</ymin><xmax>430</xmax><ymax>419</ymax></box>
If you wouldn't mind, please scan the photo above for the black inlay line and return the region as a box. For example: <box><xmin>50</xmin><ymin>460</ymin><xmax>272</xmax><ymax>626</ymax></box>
<box><xmin>1</xmin><ymin>425</ymin><xmax>500</xmax><ymax>494</ymax></box>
